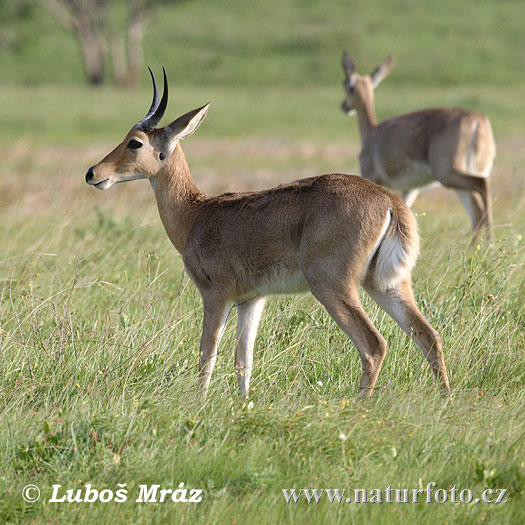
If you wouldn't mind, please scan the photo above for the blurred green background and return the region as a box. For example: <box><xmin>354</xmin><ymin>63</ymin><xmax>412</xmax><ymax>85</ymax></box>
<box><xmin>2</xmin><ymin>0</ymin><xmax>525</xmax><ymax>145</ymax></box>
<box><xmin>3</xmin><ymin>0</ymin><xmax>525</xmax><ymax>87</ymax></box>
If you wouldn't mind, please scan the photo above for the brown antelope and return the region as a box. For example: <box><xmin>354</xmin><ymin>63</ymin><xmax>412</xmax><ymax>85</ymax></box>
<box><xmin>341</xmin><ymin>52</ymin><xmax>495</xmax><ymax>242</ymax></box>
<box><xmin>86</xmin><ymin>67</ymin><xmax>450</xmax><ymax>398</ymax></box>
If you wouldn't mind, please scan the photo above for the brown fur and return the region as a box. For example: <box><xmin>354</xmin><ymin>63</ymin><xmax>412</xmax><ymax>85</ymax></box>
<box><xmin>87</xmin><ymin>99</ymin><xmax>450</xmax><ymax>398</ymax></box>
<box><xmin>341</xmin><ymin>52</ymin><xmax>496</xmax><ymax>242</ymax></box>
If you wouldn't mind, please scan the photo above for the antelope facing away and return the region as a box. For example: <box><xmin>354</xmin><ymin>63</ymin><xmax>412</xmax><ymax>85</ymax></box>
<box><xmin>86</xmin><ymin>68</ymin><xmax>450</xmax><ymax>398</ymax></box>
<box><xmin>341</xmin><ymin>52</ymin><xmax>496</xmax><ymax>242</ymax></box>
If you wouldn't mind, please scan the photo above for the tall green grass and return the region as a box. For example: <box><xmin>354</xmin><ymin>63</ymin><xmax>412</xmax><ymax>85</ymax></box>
<box><xmin>1</xmin><ymin>179</ymin><xmax>523</xmax><ymax>523</ymax></box>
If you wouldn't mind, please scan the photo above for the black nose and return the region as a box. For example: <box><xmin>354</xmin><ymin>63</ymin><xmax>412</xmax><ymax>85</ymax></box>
<box><xmin>85</xmin><ymin>167</ymin><xmax>94</xmax><ymax>183</ymax></box>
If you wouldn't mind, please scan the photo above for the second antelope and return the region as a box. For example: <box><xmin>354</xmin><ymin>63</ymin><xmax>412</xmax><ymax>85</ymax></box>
<box><xmin>86</xmin><ymin>67</ymin><xmax>450</xmax><ymax>398</ymax></box>
<box><xmin>341</xmin><ymin>52</ymin><xmax>495</xmax><ymax>242</ymax></box>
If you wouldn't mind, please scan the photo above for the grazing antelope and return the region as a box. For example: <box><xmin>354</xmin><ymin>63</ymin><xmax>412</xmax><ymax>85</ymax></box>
<box><xmin>341</xmin><ymin>52</ymin><xmax>495</xmax><ymax>242</ymax></box>
<box><xmin>86</xmin><ymin>67</ymin><xmax>450</xmax><ymax>398</ymax></box>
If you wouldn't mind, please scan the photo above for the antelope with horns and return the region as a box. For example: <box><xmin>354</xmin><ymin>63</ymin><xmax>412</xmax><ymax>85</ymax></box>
<box><xmin>86</xmin><ymin>67</ymin><xmax>450</xmax><ymax>398</ymax></box>
<box><xmin>341</xmin><ymin>52</ymin><xmax>496</xmax><ymax>242</ymax></box>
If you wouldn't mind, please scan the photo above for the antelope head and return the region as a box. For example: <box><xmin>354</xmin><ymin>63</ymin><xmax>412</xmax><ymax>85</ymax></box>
<box><xmin>341</xmin><ymin>51</ymin><xmax>394</xmax><ymax>115</ymax></box>
<box><xmin>85</xmin><ymin>67</ymin><xmax>209</xmax><ymax>190</ymax></box>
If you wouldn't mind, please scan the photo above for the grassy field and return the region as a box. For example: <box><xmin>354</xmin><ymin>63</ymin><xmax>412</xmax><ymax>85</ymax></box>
<box><xmin>1</xmin><ymin>0</ymin><xmax>524</xmax><ymax>523</ymax></box>
<box><xmin>3</xmin><ymin>0</ymin><xmax>525</xmax><ymax>88</ymax></box>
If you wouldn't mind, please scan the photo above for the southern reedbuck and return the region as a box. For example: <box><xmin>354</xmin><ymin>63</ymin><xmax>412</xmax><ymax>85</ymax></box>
<box><xmin>86</xmin><ymin>67</ymin><xmax>450</xmax><ymax>398</ymax></box>
<box><xmin>341</xmin><ymin>52</ymin><xmax>496</xmax><ymax>242</ymax></box>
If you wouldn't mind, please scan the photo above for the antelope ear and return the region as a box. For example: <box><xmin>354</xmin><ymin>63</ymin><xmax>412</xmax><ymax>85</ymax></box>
<box><xmin>162</xmin><ymin>103</ymin><xmax>210</xmax><ymax>151</ymax></box>
<box><xmin>342</xmin><ymin>51</ymin><xmax>356</xmax><ymax>77</ymax></box>
<box><xmin>370</xmin><ymin>55</ymin><xmax>394</xmax><ymax>88</ymax></box>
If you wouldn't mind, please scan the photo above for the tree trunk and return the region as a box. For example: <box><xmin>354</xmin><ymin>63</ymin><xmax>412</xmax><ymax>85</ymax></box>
<box><xmin>108</xmin><ymin>32</ymin><xmax>128</xmax><ymax>86</ymax></box>
<box><xmin>37</xmin><ymin>0</ymin><xmax>104</xmax><ymax>84</ymax></box>
<box><xmin>38</xmin><ymin>0</ymin><xmax>163</xmax><ymax>86</ymax></box>
<box><xmin>126</xmin><ymin>14</ymin><xmax>147</xmax><ymax>86</ymax></box>
<box><xmin>76</xmin><ymin>23</ymin><xmax>105</xmax><ymax>85</ymax></box>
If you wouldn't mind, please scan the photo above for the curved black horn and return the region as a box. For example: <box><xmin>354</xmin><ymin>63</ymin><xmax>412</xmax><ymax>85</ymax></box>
<box><xmin>134</xmin><ymin>66</ymin><xmax>168</xmax><ymax>131</ymax></box>
<box><xmin>144</xmin><ymin>67</ymin><xmax>160</xmax><ymax>120</ymax></box>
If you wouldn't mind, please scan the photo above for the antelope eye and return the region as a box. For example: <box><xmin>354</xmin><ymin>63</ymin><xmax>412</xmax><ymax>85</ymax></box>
<box><xmin>127</xmin><ymin>139</ymin><xmax>143</xmax><ymax>150</ymax></box>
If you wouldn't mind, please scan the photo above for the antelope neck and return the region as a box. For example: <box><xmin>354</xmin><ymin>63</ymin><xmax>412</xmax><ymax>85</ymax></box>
<box><xmin>152</xmin><ymin>143</ymin><xmax>204</xmax><ymax>253</ymax></box>
<box><xmin>355</xmin><ymin>95</ymin><xmax>378</xmax><ymax>143</ymax></box>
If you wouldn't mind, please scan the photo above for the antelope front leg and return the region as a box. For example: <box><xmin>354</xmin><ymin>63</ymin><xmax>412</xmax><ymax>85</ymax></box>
<box><xmin>480</xmin><ymin>176</ymin><xmax>493</xmax><ymax>243</ymax></box>
<box><xmin>198</xmin><ymin>298</ymin><xmax>232</xmax><ymax>397</ymax></box>
<box><xmin>402</xmin><ymin>188</ymin><xmax>420</xmax><ymax>208</ymax></box>
<box><xmin>235</xmin><ymin>296</ymin><xmax>266</xmax><ymax>397</ymax></box>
